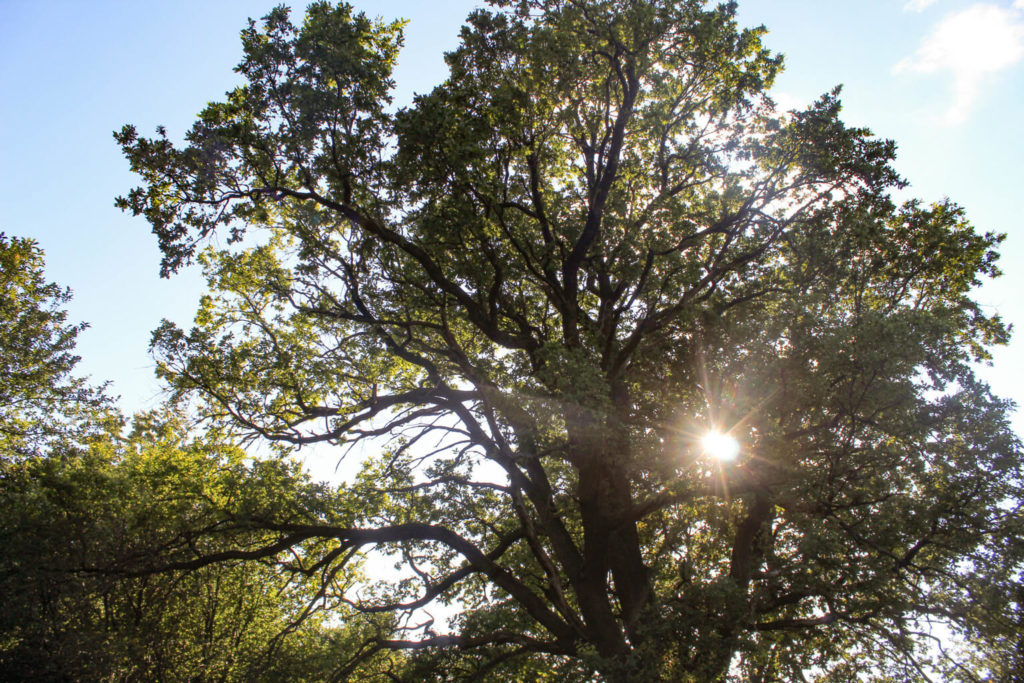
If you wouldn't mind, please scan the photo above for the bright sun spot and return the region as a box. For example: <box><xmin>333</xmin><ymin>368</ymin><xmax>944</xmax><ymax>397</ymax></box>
<box><xmin>702</xmin><ymin>431</ymin><xmax>740</xmax><ymax>462</ymax></box>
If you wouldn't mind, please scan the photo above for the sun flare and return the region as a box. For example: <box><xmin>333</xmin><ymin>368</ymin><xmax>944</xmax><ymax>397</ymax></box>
<box><xmin>701</xmin><ymin>431</ymin><xmax>740</xmax><ymax>462</ymax></box>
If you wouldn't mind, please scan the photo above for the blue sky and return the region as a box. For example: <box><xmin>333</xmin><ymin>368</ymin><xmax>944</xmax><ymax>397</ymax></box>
<box><xmin>2</xmin><ymin>0</ymin><xmax>1023</xmax><ymax>433</ymax></box>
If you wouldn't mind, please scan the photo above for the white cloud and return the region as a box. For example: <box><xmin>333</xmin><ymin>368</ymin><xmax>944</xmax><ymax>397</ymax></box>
<box><xmin>769</xmin><ymin>92</ymin><xmax>806</xmax><ymax>113</ymax></box>
<box><xmin>1017</xmin><ymin>0</ymin><xmax>1024</xmax><ymax>9</ymax></box>
<box><xmin>894</xmin><ymin>3</ymin><xmax>1024</xmax><ymax>124</ymax></box>
<box><xmin>904</xmin><ymin>0</ymin><xmax>939</xmax><ymax>12</ymax></box>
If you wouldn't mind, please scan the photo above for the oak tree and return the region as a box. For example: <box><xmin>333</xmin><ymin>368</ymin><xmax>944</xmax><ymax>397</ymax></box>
<box><xmin>117</xmin><ymin>1</ymin><xmax>1023</xmax><ymax>679</ymax></box>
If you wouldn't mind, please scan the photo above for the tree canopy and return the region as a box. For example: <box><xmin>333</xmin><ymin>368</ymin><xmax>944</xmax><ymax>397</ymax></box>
<box><xmin>0</xmin><ymin>234</ymin><xmax>112</xmax><ymax>458</ymax></box>
<box><xmin>115</xmin><ymin>1</ymin><xmax>1023</xmax><ymax>680</ymax></box>
<box><xmin>0</xmin><ymin>238</ymin><xmax>399</xmax><ymax>681</ymax></box>
<box><xmin>1</xmin><ymin>413</ymin><xmax>356</xmax><ymax>681</ymax></box>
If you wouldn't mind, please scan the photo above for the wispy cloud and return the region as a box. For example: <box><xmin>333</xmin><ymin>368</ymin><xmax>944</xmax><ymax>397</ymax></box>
<box><xmin>904</xmin><ymin>0</ymin><xmax>939</xmax><ymax>12</ymax></box>
<box><xmin>895</xmin><ymin>4</ymin><xmax>1024</xmax><ymax>124</ymax></box>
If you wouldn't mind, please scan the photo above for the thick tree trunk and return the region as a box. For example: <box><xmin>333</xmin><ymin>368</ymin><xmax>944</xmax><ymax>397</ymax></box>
<box><xmin>566</xmin><ymin>403</ymin><xmax>652</xmax><ymax>664</ymax></box>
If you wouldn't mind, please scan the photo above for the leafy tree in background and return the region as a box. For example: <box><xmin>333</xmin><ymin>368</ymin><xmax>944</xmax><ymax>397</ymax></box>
<box><xmin>1</xmin><ymin>410</ymin><xmax>403</xmax><ymax>681</ymax></box>
<box><xmin>0</xmin><ymin>234</ymin><xmax>113</xmax><ymax>458</ymax></box>
<box><xmin>0</xmin><ymin>236</ymin><xmax>398</xmax><ymax>681</ymax></box>
<box><xmin>117</xmin><ymin>0</ymin><xmax>1023</xmax><ymax>680</ymax></box>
